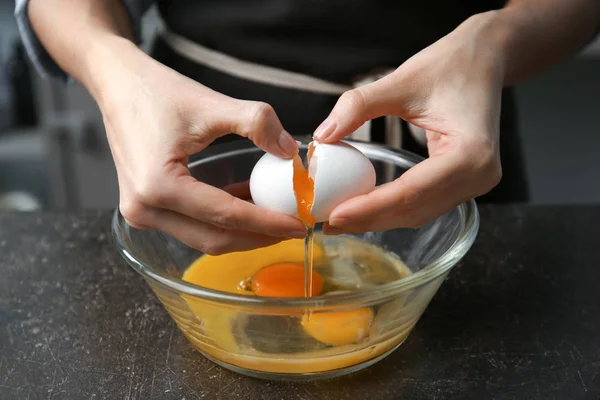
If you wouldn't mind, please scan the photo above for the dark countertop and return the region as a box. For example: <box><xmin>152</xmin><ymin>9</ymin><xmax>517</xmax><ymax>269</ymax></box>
<box><xmin>1</xmin><ymin>205</ymin><xmax>599</xmax><ymax>399</ymax></box>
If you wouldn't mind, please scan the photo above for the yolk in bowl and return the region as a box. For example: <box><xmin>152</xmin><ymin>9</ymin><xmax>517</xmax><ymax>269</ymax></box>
<box><xmin>182</xmin><ymin>239</ymin><xmax>323</xmax><ymax>295</ymax></box>
<box><xmin>179</xmin><ymin>235</ymin><xmax>415</xmax><ymax>374</ymax></box>
<box><xmin>251</xmin><ymin>263</ymin><xmax>324</xmax><ymax>298</ymax></box>
<box><xmin>302</xmin><ymin>308</ymin><xmax>375</xmax><ymax>346</ymax></box>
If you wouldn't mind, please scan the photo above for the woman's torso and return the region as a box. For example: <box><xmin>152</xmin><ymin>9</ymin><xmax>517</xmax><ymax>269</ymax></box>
<box><xmin>156</xmin><ymin>0</ymin><xmax>505</xmax><ymax>83</ymax></box>
<box><xmin>151</xmin><ymin>0</ymin><xmax>529</xmax><ymax>203</ymax></box>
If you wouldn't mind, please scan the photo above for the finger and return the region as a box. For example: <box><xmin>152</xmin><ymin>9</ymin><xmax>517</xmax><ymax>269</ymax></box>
<box><xmin>325</xmin><ymin>182</ymin><xmax>471</xmax><ymax>233</ymax></box>
<box><xmin>204</xmin><ymin>97</ymin><xmax>298</xmax><ymax>159</ymax></box>
<box><xmin>166</xmin><ymin>175</ymin><xmax>307</xmax><ymax>238</ymax></box>
<box><xmin>221</xmin><ymin>180</ymin><xmax>251</xmax><ymax>200</ymax></box>
<box><xmin>328</xmin><ymin>151</ymin><xmax>467</xmax><ymax>227</ymax></box>
<box><xmin>143</xmin><ymin>207</ymin><xmax>285</xmax><ymax>255</ymax></box>
<box><xmin>327</xmin><ymin>135</ymin><xmax>501</xmax><ymax>232</ymax></box>
<box><xmin>313</xmin><ymin>72</ymin><xmax>416</xmax><ymax>143</ymax></box>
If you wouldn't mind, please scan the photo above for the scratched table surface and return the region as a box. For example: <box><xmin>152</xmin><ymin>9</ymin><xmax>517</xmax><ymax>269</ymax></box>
<box><xmin>0</xmin><ymin>205</ymin><xmax>599</xmax><ymax>399</ymax></box>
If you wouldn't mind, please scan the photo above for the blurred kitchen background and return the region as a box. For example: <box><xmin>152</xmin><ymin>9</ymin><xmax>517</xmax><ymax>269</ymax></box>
<box><xmin>0</xmin><ymin>0</ymin><xmax>599</xmax><ymax>211</ymax></box>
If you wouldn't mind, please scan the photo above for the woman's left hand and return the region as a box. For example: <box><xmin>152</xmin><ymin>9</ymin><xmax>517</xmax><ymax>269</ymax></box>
<box><xmin>314</xmin><ymin>12</ymin><xmax>507</xmax><ymax>234</ymax></box>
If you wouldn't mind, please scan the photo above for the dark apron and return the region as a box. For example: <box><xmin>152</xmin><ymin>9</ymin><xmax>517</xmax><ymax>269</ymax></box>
<box><xmin>150</xmin><ymin>35</ymin><xmax>529</xmax><ymax>204</ymax></box>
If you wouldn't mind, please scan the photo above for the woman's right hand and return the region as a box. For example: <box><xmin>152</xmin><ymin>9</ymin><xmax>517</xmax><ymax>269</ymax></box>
<box><xmin>87</xmin><ymin>39</ymin><xmax>306</xmax><ymax>254</ymax></box>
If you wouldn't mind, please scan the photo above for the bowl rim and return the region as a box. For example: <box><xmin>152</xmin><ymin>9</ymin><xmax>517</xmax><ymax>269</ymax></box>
<box><xmin>112</xmin><ymin>139</ymin><xmax>479</xmax><ymax>309</ymax></box>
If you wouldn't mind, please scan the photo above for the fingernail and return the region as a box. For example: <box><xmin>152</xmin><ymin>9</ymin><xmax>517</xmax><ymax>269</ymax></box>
<box><xmin>313</xmin><ymin>118</ymin><xmax>337</xmax><ymax>141</ymax></box>
<box><xmin>278</xmin><ymin>131</ymin><xmax>298</xmax><ymax>157</ymax></box>
<box><xmin>328</xmin><ymin>216</ymin><xmax>347</xmax><ymax>226</ymax></box>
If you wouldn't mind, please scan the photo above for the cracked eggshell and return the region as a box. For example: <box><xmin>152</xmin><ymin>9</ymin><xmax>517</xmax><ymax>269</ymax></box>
<box><xmin>249</xmin><ymin>141</ymin><xmax>376</xmax><ymax>223</ymax></box>
<box><xmin>249</xmin><ymin>153</ymin><xmax>298</xmax><ymax>218</ymax></box>
<box><xmin>309</xmin><ymin>141</ymin><xmax>376</xmax><ymax>222</ymax></box>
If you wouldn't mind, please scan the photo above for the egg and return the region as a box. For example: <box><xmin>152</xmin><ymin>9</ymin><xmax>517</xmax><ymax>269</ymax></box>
<box><xmin>249</xmin><ymin>141</ymin><xmax>376</xmax><ymax>225</ymax></box>
<box><xmin>251</xmin><ymin>263</ymin><xmax>324</xmax><ymax>298</ymax></box>
<box><xmin>301</xmin><ymin>307</ymin><xmax>375</xmax><ymax>346</ymax></box>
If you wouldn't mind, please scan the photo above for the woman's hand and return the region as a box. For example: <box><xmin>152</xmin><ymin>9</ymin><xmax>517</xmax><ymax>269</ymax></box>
<box><xmin>90</xmin><ymin>40</ymin><xmax>306</xmax><ymax>254</ymax></box>
<box><xmin>315</xmin><ymin>12</ymin><xmax>508</xmax><ymax>233</ymax></box>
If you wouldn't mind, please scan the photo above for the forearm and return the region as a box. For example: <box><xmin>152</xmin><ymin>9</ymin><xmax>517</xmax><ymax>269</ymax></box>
<box><xmin>28</xmin><ymin>0</ymin><xmax>142</xmax><ymax>99</ymax></box>
<box><xmin>494</xmin><ymin>0</ymin><xmax>600</xmax><ymax>85</ymax></box>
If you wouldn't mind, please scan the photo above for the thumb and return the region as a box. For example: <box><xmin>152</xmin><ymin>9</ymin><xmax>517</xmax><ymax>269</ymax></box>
<box><xmin>313</xmin><ymin>73</ymin><xmax>413</xmax><ymax>143</ymax></box>
<box><xmin>208</xmin><ymin>98</ymin><xmax>298</xmax><ymax>159</ymax></box>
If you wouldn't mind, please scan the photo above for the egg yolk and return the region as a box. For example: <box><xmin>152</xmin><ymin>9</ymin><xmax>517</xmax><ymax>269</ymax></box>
<box><xmin>182</xmin><ymin>239</ymin><xmax>324</xmax><ymax>295</ymax></box>
<box><xmin>301</xmin><ymin>308</ymin><xmax>374</xmax><ymax>346</ymax></box>
<box><xmin>292</xmin><ymin>148</ymin><xmax>316</xmax><ymax>227</ymax></box>
<box><xmin>251</xmin><ymin>263</ymin><xmax>323</xmax><ymax>298</ymax></box>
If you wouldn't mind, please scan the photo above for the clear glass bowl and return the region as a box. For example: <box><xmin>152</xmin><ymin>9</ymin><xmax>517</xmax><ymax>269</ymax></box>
<box><xmin>112</xmin><ymin>137</ymin><xmax>479</xmax><ymax>381</ymax></box>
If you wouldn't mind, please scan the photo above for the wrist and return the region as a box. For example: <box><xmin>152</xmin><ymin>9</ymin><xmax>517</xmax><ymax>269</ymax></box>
<box><xmin>458</xmin><ymin>10</ymin><xmax>516</xmax><ymax>87</ymax></box>
<box><xmin>80</xmin><ymin>33</ymin><xmax>147</xmax><ymax>109</ymax></box>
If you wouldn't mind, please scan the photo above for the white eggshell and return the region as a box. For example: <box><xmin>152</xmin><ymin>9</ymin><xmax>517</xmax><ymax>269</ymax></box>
<box><xmin>309</xmin><ymin>142</ymin><xmax>376</xmax><ymax>222</ymax></box>
<box><xmin>249</xmin><ymin>141</ymin><xmax>376</xmax><ymax>223</ymax></box>
<box><xmin>249</xmin><ymin>153</ymin><xmax>298</xmax><ymax>217</ymax></box>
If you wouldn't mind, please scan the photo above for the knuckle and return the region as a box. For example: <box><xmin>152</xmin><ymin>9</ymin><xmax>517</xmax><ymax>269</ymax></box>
<box><xmin>201</xmin><ymin>230</ymin><xmax>231</xmax><ymax>256</ymax></box>
<box><xmin>460</xmin><ymin>137</ymin><xmax>497</xmax><ymax>170</ymax></box>
<box><xmin>120</xmin><ymin>198</ymin><xmax>150</xmax><ymax>229</ymax></box>
<box><xmin>212</xmin><ymin>197</ymin><xmax>240</xmax><ymax>229</ymax></box>
<box><xmin>339</xmin><ymin>89</ymin><xmax>368</xmax><ymax>115</ymax></box>
<box><xmin>486</xmin><ymin>162</ymin><xmax>503</xmax><ymax>188</ymax></box>
<box><xmin>459</xmin><ymin>136</ymin><xmax>503</xmax><ymax>194</ymax></box>
<box><xmin>395</xmin><ymin>177</ymin><xmax>423</xmax><ymax>208</ymax></box>
<box><xmin>403</xmin><ymin>187</ymin><xmax>423</xmax><ymax>208</ymax></box>
<box><xmin>245</xmin><ymin>102</ymin><xmax>276</xmax><ymax>137</ymax></box>
<box><xmin>133</xmin><ymin>177</ymin><xmax>170</xmax><ymax>208</ymax></box>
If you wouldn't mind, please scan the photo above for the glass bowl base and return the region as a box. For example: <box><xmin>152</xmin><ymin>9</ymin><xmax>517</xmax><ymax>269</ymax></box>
<box><xmin>198</xmin><ymin>341</ymin><xmax>405</xmax><ymax>382</ymax></box>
